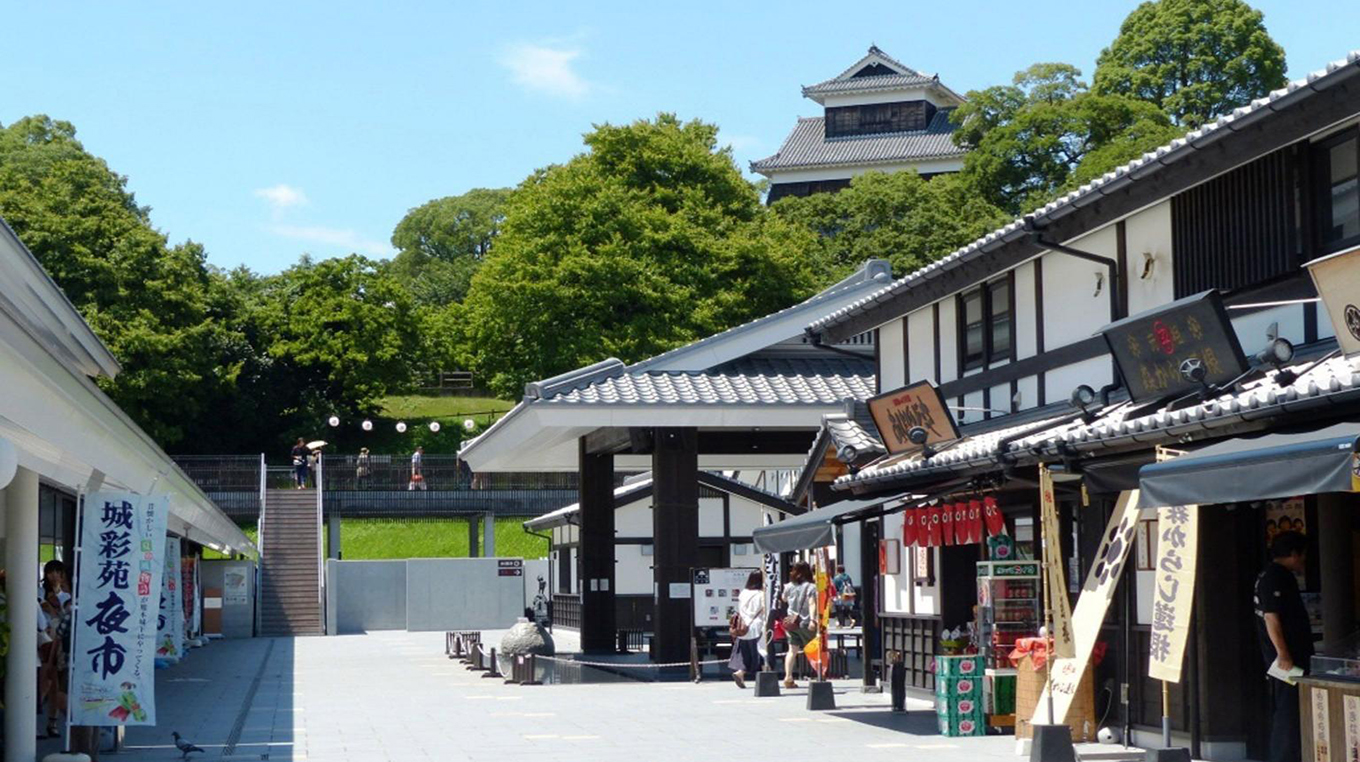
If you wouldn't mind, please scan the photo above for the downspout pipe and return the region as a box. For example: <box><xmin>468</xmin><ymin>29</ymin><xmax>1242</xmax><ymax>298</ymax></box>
<box><xmin>1023</xmin><ymin>215</ymin><xmax>1123</xmax><ymax>321</ymax></box>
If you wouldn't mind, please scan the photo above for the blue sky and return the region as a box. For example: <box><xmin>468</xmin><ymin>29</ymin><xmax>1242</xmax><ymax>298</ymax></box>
<box><xmin>4</xmin><ymin>1</ymin><xmax>1356</xmax><ymax>273</ymax></box>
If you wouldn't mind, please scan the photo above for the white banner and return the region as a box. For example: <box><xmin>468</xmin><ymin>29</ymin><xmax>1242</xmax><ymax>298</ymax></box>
<box><xmin>1035</xmin><ymin>489</ymin><xmax>1143</xmax><ymax>724</ymax></box>
<box><xmin>1039</xmin><ymin>466</ymin><xmax>1075</xmax><ymax>659</ymax></box>
<box><xmin>1147</xmin><ymin>504</ymin><xmax>1199</xmax><ymax>682</ymax></box>
<box><xmin>70</xmin><ymin>492</ymin><xmax>168</xmax><ymax>726</ymax></box>
<box><xmin>158</xmin><ymin>535</ymin><xmax>184</xmax><ymax>661</ymax></box>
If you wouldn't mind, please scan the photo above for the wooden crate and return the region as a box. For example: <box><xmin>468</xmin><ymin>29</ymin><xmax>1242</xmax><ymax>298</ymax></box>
<box><xmin>1014</xmin><ymin>655</ymin><xmax>1096</xmax><ymax>742</ymax></box>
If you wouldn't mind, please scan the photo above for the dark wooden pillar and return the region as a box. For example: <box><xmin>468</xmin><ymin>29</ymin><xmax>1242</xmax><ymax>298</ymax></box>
<box><xmin>467</xmin><ymin>515</ymin><xmax>479</xmax><ymax>558</ymax></box>
<box><xmin>859</xmin><ymin>517</ymin><xmax>881</xmax><ymax>688</ymax></box>
<box><xmin>652</xmin><ymin>427</ymin><xmax>699</xmax><ymax>665</ymax></box>
<box><xmin>578</xmin><ymin>437</ymin><xmax>616</xmax><ymax>654</ymax></box>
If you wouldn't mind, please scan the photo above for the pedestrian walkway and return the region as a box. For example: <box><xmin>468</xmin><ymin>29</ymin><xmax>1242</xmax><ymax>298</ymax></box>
<box><xmin>109</xmin><ymin>631</ymin><xmax>1027</xmax><ymax>762</ymax></box>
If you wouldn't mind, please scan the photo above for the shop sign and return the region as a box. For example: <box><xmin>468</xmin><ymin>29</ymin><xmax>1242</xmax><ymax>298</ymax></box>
<box><xmin>1100</xmin><ymin>290</ymin><xmax>1247</xmax><ymax>403</ymax></box>
<box><xmin>1306</xmin><ymin>243</ymin><xmax>1360</xmax><ymax>358</ymax></box>
<box><xmin>1147</xmin><ymin>504</ymin><xmax>1199</xmax><ymax>682</ymax></box>
<box><xmin>1344</xmin><ymin>694</ymin><xmax>1360</xmax><ymax>761</ymax></box>
<box><xmin>1035</xmin><ymin>489</ymin><xmax>1143</xmax><ymax>724</ymax></box>
<box><xmin>70</xmin><ymin>491</ymin><xmax>169</xmax><ymax>727</ymax></box>
<box><xmin>1315</xmin><ymin>687</ymin><xmax>1333</xmax><ymax>762</ymax></box>
<box><xmin>866</xmin><ymin>381</ymin><xmax>959</xmax><ymax>455</ymax></box>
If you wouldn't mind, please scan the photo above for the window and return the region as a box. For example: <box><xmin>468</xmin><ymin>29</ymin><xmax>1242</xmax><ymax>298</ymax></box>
<box><xmin>958</xmin><ymin>275</ymin><xmax>1013</xmax><ymax>371</ymax></box>
<box><xmin>824</xmin><ymin>101</ymin><xmax>931</xmax><ymax>138</ymax></box>
<box><xmin>1315</xmin><ymin>127</ymin><xmax>1360</xmax><ymax>252</ymax></box>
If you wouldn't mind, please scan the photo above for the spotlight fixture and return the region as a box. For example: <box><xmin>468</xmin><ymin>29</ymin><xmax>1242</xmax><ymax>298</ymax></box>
<box><xmin>1255</xmin><ymin>322</ymin><xmax>1297</xmax><ymax>386</ymax></box>
<box><xmin>836</xmin><ymin>444</ymin><xmax>858</xmax><ymax>465</ymax></box>
<box><xmin>907</xmin><ymin>426</ymin><xmax>936</xmax><ymax>460</ymax></box>
<box><xmin>1069</xmin><ymin>385</ymin><xmax>1098</xmax><ymax>423</ymax></box>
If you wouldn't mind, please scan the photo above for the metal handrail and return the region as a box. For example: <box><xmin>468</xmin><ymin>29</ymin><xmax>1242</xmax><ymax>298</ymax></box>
<box><xmin>316</xmin><ymin>453</ymin><xmax>325</xmax><ymax>627</ymax></box>
<box><xmin>255</xmin><ymin>452</ymin><xmax>265</xmax><ymax>635</ymax></box>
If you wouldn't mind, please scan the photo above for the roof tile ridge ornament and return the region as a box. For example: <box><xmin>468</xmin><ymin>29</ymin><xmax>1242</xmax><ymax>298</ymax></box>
<box><xmin>804</xmin><ymin>48</ymin><xmax>1360</xmax><ymax>340</ymax></box>
<box><xmin>524</xmin><ymin>357</ymin><xmax>626</xmax><ymax>400</ymax></box>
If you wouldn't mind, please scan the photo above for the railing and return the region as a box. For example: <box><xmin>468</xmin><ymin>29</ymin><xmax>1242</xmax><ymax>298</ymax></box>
<box><xmin>255</xmin><ymin>453</ymin><xmax>265</xmax><ymax>636</ymax></box>
<box><xmin>552</xmin><ymin>594</ymin><xmax>582</xmax><ymax>630</ymax></box>
<box><xmin>316</xmin><ymin>454</ymin><xmax>325</xmax><ymax>622</ymax></box>
<box><xmin>322</xmin><ymin>454</ymin><xmax>580</xmax><ymax>492</ymax></box>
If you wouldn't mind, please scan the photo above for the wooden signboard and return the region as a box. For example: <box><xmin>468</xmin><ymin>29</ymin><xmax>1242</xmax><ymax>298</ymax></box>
<box><xmin>867</xmin><ymin>381</ymin><xmax>959</xmax><ymax>456</ymax></box>
<box><xmin>1100</xmin><ymin>290</ymin><xmax>1247</xmax><ymax>403</ymax></box>
<box><xmin>1306</xmin><ymin>244</ymin><xmax>1360</xmax><ymax>358</ymax></box>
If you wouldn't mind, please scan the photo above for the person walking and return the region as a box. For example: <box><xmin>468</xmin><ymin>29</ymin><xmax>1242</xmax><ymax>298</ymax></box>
<box><xmin>306</xmin><ymin>448</ymin><xmax>320</xmax><ymax>489</ymax></box>
<box><xmin>780</xmin><ymin>561</ymin><xmax>817</xmax><ymax>689</ymax></box>
<box><xmin>290</xmin><ymin>438</ymin><xmax>308</xmax><ymax>489</ymax></box>
<box><xmin>408</xmin><ymin>446</ymin><xmax>427</xmax><ymax>491</ymax></box>
<box><xmin>731</xmin><ymin>570</ymin><xmax>766</xmax><ymax>688</ymax></box>
<box><xmin>38</xmin><ymin>560</ymin><xmax>71</xmax><ymax>738</ymax></box>
<box><xmin>355</xmin><ymin>447</ymin><xmax>372</xmax><ymax>488</ymax></box>
<box><xmin>1254</xmin><ymin>531</ymin><xmax>1312</xmax><ymax>762</ymax></box>
<box><xmin>832</xmin><ymin>565</ymin><xmax>856</xmax><ymax>627</ymax></box>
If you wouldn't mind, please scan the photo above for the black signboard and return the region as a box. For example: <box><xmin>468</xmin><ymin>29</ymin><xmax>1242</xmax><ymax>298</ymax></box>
<box><xmin>1099</xmin><ymin>290</ymin><xmax>1247</xmax><ymax>403</ymax></box>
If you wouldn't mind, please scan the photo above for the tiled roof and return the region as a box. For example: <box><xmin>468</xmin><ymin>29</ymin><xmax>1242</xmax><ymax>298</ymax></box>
<box><xmin>803</xmin><ymin>72</ymin><xmax>937</xmax><ymax>96</ymax></box>
<box><xmin>751</xmin><ymin>109</ymin><xmax>963</xmax><ymax>174</ymax></box>
<box><xmin>524</xmin><ymin>471</ymin><xmax>801</xmax><ymax>530</ymax></box>
<box><xmin>836</xmin><ymin>353</ymin><xmax>1360</xmax><ymax>491</ymax></box>
<box><xmin>826</xmin><ymin>415</ymin><xmax>885</xmax><ymax>461</ymax></box>
<box><xmin>807</xmin><ymin>50</ymin><xmax>1360</xmax><ymax>339</ymax></box>
<box><xmin>540</xmin><ymin>356</ymin><xmax>876</xmax><ymax>406</ymax></box>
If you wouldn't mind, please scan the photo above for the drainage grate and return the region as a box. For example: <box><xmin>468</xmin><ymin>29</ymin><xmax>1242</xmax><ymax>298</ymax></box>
<box><xmin>221</xmin><ymin>639</ymin><xmax>276</xmax><ymax>757</ymax></box>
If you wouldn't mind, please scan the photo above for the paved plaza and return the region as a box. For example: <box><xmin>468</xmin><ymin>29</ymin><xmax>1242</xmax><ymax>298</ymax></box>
<box><xmin>91</xmin><ymin>631</ymin><xmax>1033</xmax><ymax>762</ymax></box>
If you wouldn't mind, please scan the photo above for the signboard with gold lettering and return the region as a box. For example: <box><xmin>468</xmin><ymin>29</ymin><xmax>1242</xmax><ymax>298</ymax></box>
<box><xmin>1306</xmin><ymin>244</ymin><xmax>1360</xmax><ymax>358</ymax></box>
<box><xmin>866</xmin><ymin>381</ymin><xmax>960</xmax><ymax>456</ymax></box>
<box><xmin>1099</xmin><ymin>290</ymin><xmax>1247</xmax><ymax>403</ymax></box>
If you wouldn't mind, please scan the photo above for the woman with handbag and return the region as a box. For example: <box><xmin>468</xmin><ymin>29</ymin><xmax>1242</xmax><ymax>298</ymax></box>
<box><xmin>780</xmin><ymin>561</ymin><xmax>817</xmax><ymax>689</ymax></box>
<box><xmin>729</xmin><ymin>571</ymin><xmax>765</xmax><ymax>688</ymax></box>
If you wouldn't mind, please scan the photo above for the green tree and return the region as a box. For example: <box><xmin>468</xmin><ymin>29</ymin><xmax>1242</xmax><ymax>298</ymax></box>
<box><xmin>461</xmin><ymin>114</ymin><xmax>819</xmax><ymax>397</ymax></box>
<box><xmin>952</xmin><ymin>64</ymin><xmax>1180</xmax><ymax>214</ymax></box>
<box><xmin>1093</xmin><ymin>0</ymin><xmax>1287</xmax><ymax>127</ymax></box>
<box><xmin>253</xmin><ymin>255</ymin><xmax>424</xmax><ymax>435</ymax></box>
<box><xmin>773</xmin><ymin>171</ymin><xmax>1009</xmax><ymax>279</ymax></box>
<box><xmin>0</xmin><ymin>116</ymin><xmax>245</xmax><ymax>448</ymax></box>
<box><xmin>388</xmin><ymin>188</ymin><xmax>510</xmax><ymax>306</ymax></box>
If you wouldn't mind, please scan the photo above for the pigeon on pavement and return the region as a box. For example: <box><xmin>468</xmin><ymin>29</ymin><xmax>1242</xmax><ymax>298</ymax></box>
<box><xmin>172</xmin><ymin>731</ymin><xmax>204</xmax><ymax>760</ymax></box>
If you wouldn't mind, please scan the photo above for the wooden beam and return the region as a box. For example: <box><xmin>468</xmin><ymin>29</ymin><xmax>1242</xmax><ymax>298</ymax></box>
<box><xmin>651</xmin><ymin>427</ymin><xmax>699</xmax><ymax>665</ymax></box>
<box><xmin>578</xmin><ymin>438</ymin><xmax>616</xmax><ymax>653</ymax></box>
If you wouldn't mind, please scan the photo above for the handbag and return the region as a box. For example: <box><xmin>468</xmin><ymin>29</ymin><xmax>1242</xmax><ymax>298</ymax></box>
<box><xmin>781</xmin><ymin>613</ymin><xmax>802</xmax><ymax>630</ymax></box>
<box><xmin>729</xmin><ymin>612</ymin><xmax>749</xmax><ymax>637</ymax></box>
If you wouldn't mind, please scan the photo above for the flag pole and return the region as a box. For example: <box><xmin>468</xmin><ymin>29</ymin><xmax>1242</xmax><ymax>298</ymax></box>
<box><xmin>63</xmin><ymin>489</ymin><xmax>87</xmax><ymax>752</ymax></box>
<box><xmin>1039</xmin><ymin>464</ymin><xmax>1056</xmax><ymax>727</ymax></box>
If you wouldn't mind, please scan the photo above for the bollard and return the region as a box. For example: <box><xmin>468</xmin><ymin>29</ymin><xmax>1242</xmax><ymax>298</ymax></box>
<box><xmin>806</xmin><ymin>679</ymin><xmax>836</xmax><ymax>711</ymax></box>
<box><xmin>483</xmin><ymin>648</ymin><xmax>501</xmax><ymax>679</ymax></box>
<box><xmin>754</xmin><ymin>671</ymin><xmax>781</xmax><ymax>697</ymax></box>
<box><xmin>890</xmin><ymin>662</ymin><xmax>906</xmax><ymax>712</ymax></box>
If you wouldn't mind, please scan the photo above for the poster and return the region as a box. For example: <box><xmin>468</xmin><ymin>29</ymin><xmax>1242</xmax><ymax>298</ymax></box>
<box><xmin>1147</xmin><ymin>504</ymin><xmax>1199</xmax><ymax>682</ymax></box>
<box><xmin>1036</xmin><ymin>489</ymin><xmax>1143</xmax><ymax>724</ymax></box>
<box><xmin>691</xmin><ymin>567</ymin><xmax>756</xmax><ymax>627</ymax></box>
<box><xmin>69</xmin><ymin>491</ymin><xmax>169</xmax><ymax>727</ymax></box>
<box><xmin>181</xmin><ymin>557</ymin><xmax>200</xmax><ymax>641</ymax></box>
<box><xmin>223</xmin><ymin>565</ymin><xmax>249</xmax><ymax>606</ymax></box>
<box><xmin>1265</xmin><ymin>499</ymin><xmax>1306</xmax><ymax>546</ymax></box>
<box><xmin>1039</xmin><ymin>465</ymin><xmax>1075</xmax><ymax>659</ymax></box>
<box><xmin>1343</xmin><ymin>694</ymin><xmax>1360</xmax><ymax>761</ymax></box>
<box><xmin>158</xmin><ymin>535</ymin><xmax>184</xmax><ymax>661</ymax></box>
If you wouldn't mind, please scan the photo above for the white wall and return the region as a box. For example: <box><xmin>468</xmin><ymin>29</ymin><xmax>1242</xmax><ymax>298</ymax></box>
<box><xmin>729</xmin><ymin>498</ymin><xmax>777</xmax><ymax>536</ymax></box>
<box><xmin>820</xmin><ymin>86</ymin><xmax>955</xmax><ymax>109</ymax></box>
<box><xmin>1124</xmin><ymin>202</ymin><xmax>1175</xmax><ymax>315</ymax></box>
<box><xmin>699</xmin><ymin>497</ymin><xmax>725</xmax><ymax>537</ymax></box>
<box><xmin>615</xmin><ymin>545</ymin><xmax>653</xmax><ymax>595</ymax></box>
<box><xmin>1014</xmin><ymin>260</ymin><xmax>1039</xmax><ymax>360</ymax></box>
<box><xmin>1045</xmin><ymin>356</ymin><xmax>1113</xmax><ymax>406</ymax></box>
<box><xmin>616</xmin><ymin>499</ymin><xmax>652</xmax><ymax>537</ymax></box>
<box><xmin>764</xmin><ymin>157</ymin><xmax>966</xmax><ymax>185</ymax></box>
<box><xmin>1041</xmin><ymin>226</ymin><xmax>1117</xmax><ymax>350</ymax></box>
<box><xmin>878</xmin><ymin>319</ymin><xmax>906</xmax><ymax>391</ymax></box>
<box><xmin>907</xmin><ymin>312</ymin><xmax>934</xmax><ymax>383</ymax></box>
<box><xmin>938</xmin><ymin>299</ymin><xmax>958</xmax><ymax>383</ymax></box>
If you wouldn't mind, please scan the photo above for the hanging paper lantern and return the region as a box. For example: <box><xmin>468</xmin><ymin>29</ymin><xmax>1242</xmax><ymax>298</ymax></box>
<box><xmin>327</xmin><ymin>415</ymin><xmax>340</xmax><ymax>428</ymax></box>
<box><xmin>903</xmin><ymin>509</ymin><xmax>918</xmax><ymax>547</ymax></box>
<box><xmin>983</xmin><ymin>496</ymin><xmax>1005</xmax><ymax>536</ymax></box>
<box><xmin>396</xmin><ymin>421</ymin><xmax>407</xmax><ymax>433</ymax></box>
<box><xmin>361</xmin><ymin>419</ymin><xmax>373</xmax><ymax>432</ymax></box>
<box><xmin>463</xmin><ymin>418</ymin><xmax>476</xmax><ymax>431</ymax></box>
<box><xmin>928</xmin><ymin>504</ymin><xmax>944</xmax><ymax>547</ymax></box>
<box><xmin>941</xmin><ymin>502</ymin><xmax>955</xmax><ymax>546</ymax></box>
<box><xmin>428</xmin><ymin>421</ymin><xmax>441</xmax><ymax>433</ymax></box>
<box><xmin>968</xmin><ymin>500</ymin><xmax>984</xmax><ymax>544</ymax></box>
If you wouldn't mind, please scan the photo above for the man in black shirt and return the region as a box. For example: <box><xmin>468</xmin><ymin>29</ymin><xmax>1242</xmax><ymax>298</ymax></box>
<box><xmin>1254</xmin><ymin>531</ymin><xmax>1311</xmax><ymax>762</ymax></box>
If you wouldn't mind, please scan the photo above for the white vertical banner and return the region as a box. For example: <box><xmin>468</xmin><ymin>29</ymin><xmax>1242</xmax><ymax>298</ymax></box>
<box><xmin>70</xmin><ymin>492</ymin><xmax>169</xmax><ymax>726</ymax></box>
<box><xmin>158</xmin><ymin>535</ymin><xmax>184</xmax><ymax>661</ymax></box>
<box><xmin>1035</xmin><ymin>489</ymin><xmax>1143</xmax><ymax>724</ymax></box>
<box><xmin>1147</xmin><ymin>503</ymin><xmax>1199</xmax><ymax>681</ymax></box>
<box><xmin>1039</xmin><ymin>465</ymin><xmax>1075</xmax><ymax>659</ymax></box>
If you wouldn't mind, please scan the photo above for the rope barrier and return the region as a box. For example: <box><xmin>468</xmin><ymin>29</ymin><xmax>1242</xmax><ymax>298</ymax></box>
<box><xmin>533</xmin><ymin>655</ymin><xmax>729</xmax><ymax>669</ymax></box>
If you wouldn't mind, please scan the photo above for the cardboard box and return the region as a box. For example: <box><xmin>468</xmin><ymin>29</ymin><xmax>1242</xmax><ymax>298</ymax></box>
<box><xmin>935</xmin><ymin>654</ymin><xmax>983</xmax><ymax>678</ymax></box>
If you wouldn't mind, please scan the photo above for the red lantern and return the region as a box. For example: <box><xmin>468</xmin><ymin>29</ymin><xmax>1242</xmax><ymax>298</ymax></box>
<box><xmin>903</xmin><ymin>508</ymin><xmax>918</xmax><ymax>547</ymax></box>
<box><xmin>968</xmin><ymin>499</ymin><xmax>984</xmax><ymax>544</ymax></box>
<box><xmin>941</xmin><ymin>501</ymin><xmax>955</xmax><ymax>545</ymax></box>
<box><xmin>983</xmin><ymin>495</ymin><xmax>1005</xmax><ymax>536</ymax></box>
<box><xmin>928</xmin><ymin>504</ymin><xmax>944</xmax><ymax>546</ymax></box>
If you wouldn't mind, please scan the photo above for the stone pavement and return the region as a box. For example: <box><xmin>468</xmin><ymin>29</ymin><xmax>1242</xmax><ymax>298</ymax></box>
<box><xmin>110</xmin><ymin>630</ymin><xmax>1029</xmax><ymax>762</ymax></box>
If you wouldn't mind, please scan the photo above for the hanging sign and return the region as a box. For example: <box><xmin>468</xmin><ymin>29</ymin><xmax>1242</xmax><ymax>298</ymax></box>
<box><xmin>1039</xmin><ymin>465</ymin><xmax>1075</xmax><ymax>659</ymax></box>
<box><xmin>1035</xmin><ymin>489</ymin><xmax>1143</xmax><ymax>724</ymax></box>
<box><xmin>70</xmin><ymin>491</ymin><xmax>169</xmax><ymax>726</ymax></box>
<box><xmin>1099</xmin><ymin>290</ymin><xmax>1247</xmax><ymax>403</ymax></box>
<box><xmin>866</xmin><ymin>381</ymin><xmax>960</xmax><ymax>455</ymax></box>
<box><xmin>158</xmin><ymin>535</ymin><xmax>184</xmax><ymax>661</ymax></box>
<box><xmin>1315</xmin><ymin>687</ymin><xmax>1333</xmax><ymax>762</ymax></box>
<box><xmin>1147</xmin><ymin>502</ymin><xmax>1199</xmax><ymax>682</ymax></box>
<box><xmin>1306</xmin><ymin>244</ymin><xmax>1360</xmax><ymax>358</ymax></box>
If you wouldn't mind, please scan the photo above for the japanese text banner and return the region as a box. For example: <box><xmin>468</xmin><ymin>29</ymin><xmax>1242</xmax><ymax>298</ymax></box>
<box><xmin>1147</xmin><ymin>504</ymin><xmax>1199</xmax><ymax>682</ymax></box>
<box><xmin>70</xmin><ymin>491</ymin><xmax>169</xmax><ymax>726</ymax></box>
<box><xmin>158</xmin><ymin>535</ymin><xmax>184</xmax><ymax>661</ymax></box>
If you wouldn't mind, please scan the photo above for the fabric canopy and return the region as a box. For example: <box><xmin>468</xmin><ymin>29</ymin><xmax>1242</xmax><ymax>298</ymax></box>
<box><xmin>1137</xmin><ymin>421</ymin><xmax>1360</xmax><ymax>509</ymax></box>
<box><xmin>752</xmin><ymin>497</ymin><xmax>886</xmax><ymax>554</ymax></box>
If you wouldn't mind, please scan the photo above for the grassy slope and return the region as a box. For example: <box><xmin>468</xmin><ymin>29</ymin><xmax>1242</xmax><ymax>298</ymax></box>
<box><xmin>205</xmin><ymin>518</ymin><xmax>546</xmax><ymax>560</ymax></box>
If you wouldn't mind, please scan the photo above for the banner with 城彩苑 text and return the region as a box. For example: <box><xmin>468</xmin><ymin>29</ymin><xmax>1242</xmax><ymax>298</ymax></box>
<box><xmin>158</xmin><ymin>535</ymin><xmax>183</xmax><ymax>661</ymax></box>
<box><xmin>70</xmin><ymin>492</ymin><xmax>168</xmax><ymax>726</ymax></box>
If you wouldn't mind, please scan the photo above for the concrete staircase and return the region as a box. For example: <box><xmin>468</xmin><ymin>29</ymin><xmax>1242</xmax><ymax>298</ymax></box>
<box><xmin>259</xmin><ymin>488</ymin><xmax>323</xmax><ymax>636</ymax></box>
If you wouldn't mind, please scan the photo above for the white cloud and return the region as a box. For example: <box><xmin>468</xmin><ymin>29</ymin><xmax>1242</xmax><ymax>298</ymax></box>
<box><xmin>269</xmin><ymin>224</ymin><xmax>391</xmax><ymax>257</ymax></box>
<box><xmin>255</xmin><ymin>184</ymin><xmax>309</xmax><ymax>210</ymax></box>
<box><xmin>501</xmin><ymin>43</ymin><xmax>591</xmax><ymax>99</ymax></box>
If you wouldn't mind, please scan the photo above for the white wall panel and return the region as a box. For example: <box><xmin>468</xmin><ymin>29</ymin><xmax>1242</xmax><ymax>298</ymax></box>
<box><xmin>726</xmin><ymin>498</ymin><xmax>767</xmax><ymax>536</ymax></box>
<box><xmin>1232</xmin><ymin>305</ymin><xmax>1306</xmax><ymax>355</ymax></box>
<box><xmin>1045</xmin><ymin>356</ymin><xmax>1113</xmax><ymax>404</ymax></box>
<box><xmin>991</xmin><ymin>383</ymin><xmax>1013</xmax><ymax>417</ymax></box>
<box><xmin>907</xmin><ymin>309</ymin><xmax>935</xmax><ymax>383</ymax></box>
<box><xmin>616</xmin><ymin>500</ymin><xmax>653</xmax><ymax>538</ymax></box>
<box><xmin>699</xmin><ymin>497</ymin><xmax>725</xmax><ymax>537</ymax></box>
<box><xmin>1017</xmin><ymin>375</ymin><xmax>1039</xmax><ymax>411</ymax></box>
<box><xmin>938</xmin><ymin>299</ymin><xmax>958</xmax><ymax>383</ymax></box>
<box><xmin>878</xmin><ymin>318</ymin><xmax>906</xmax><ymax>392</ymax></box>
<box><xmin>1124</xmin><ymin>202</ymin><xmax>1174</xmax><ymax>315</ymax></box>
<box><xmin>1014</xmin><ymin>260</ymin><xmax>1038</xmax><ymax>360</ymax></box>
<box><xmin>615</xmin><ymin>545</ymin><xmax>654</xmax><ymax>595</ymax></box>
<box><xmin>1042</xmin><ymin>227</ymin><xmax>1117</xmax><ymax>350</ymax></box>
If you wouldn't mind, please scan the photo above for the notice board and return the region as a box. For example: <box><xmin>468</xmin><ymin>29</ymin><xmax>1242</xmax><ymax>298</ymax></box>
<box><xmin>692</xmin><ymin>567</ymin><xmax>757</xmax><ymax>627</ymax></box>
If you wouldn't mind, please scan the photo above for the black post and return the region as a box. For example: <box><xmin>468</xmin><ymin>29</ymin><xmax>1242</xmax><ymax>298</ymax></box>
<box><xmin>578</xmin><ymin>438</ymin><xmax>617</xmax><ymax>654</ymax></box>
<box><xmin>859</xmin><ymin>517</ymin><xmax>881</xmax><ymax>689</ymax></box>
<box><xmin>652</xmin><ymin>427</ymin><xmax>699</xmax><ymax>666</ymax></box>
<box><xmin>468</xmin><ymin>515</ymin><xmax>480</xmax><ymax>558</ymax></box>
